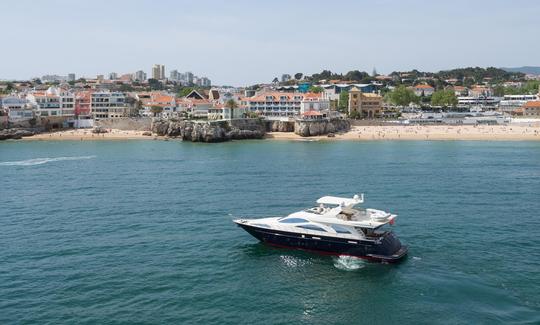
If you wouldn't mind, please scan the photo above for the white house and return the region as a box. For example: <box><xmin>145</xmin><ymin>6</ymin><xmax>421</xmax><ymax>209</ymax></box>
<box><xmin>2</xmin><ymin>96</ymin><xmax>36</xmax><ymax>122</ymax></box>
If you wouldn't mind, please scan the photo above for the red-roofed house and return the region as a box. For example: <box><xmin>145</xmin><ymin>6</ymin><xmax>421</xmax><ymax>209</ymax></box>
<box><xmin>412</xmin><ymin>84</ymin><xmax>435</xmax><ymax>96</ymax></box>
<box><xmin>519</xmin><ymin>101</ymin><xmax>540</xmax><ymax>117</ymax></box>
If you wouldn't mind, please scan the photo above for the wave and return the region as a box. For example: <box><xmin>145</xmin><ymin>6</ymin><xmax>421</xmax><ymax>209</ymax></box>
<box><xmin>333</xmin><ymin>256</ymin><xmax>366</xmax><ymax>271</ymax></box>
<box><xmin>0</xmin><ymin>155</ymin><xmax>96</xmax><ymax>166</ymax></box>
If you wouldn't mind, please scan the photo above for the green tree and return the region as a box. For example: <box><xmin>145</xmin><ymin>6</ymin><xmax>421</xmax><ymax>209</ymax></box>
<box><xmin>493</xmin><ymin>84</ymin><xmax>505</xmax><ymax>97</ymax></box>
<box><xmin>150</xmin><ymin>105</ymin><xmax>163</xmax><ymax>117</ymax></box>
<box><xmin>431</xmin><ymin>90</ymin><xmax>458</xmax><ymax>108</ymax></box>
<box><xmin>386</xmin><ymin>86</ymin><xmax>418</xmax><ymax>106</ymax></box>
<box><xmin>294</xmin><ymin>73</ymin><xmax>303</xmax><ymax>80</ymax></box>
<box><xmin>179</xmin><ymin>87</ymin><xmax>194</xmax><ymax>97</ymax></box>
<box><xmin>225</xmin><ymin>99</ymin><xmax>238</xmax><ymax>119</ymax></box>
<box><xmin>338</xmin><ymin>91</ymin><xmax>349</xmax><ymax>113</ymax></box>
<box><xmin>148</xmin><ymin>78</ymin><xmax>163</xmax><ymax>90</ymax></box>
<box><xmin>309</xmin><ymin>86</ymin><xmax>324</xmax><ymax>93</ymax></box>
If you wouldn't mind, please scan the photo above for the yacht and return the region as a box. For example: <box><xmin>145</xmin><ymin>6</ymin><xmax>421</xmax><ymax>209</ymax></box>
<box><xmin>234</xmin><ymin>194</ymin><xmax>408</xmax><ymax>263</ymax></box>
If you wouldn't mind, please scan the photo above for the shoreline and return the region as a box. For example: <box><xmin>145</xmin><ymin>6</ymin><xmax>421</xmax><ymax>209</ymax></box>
<box><xmin>13</xmin><ymin>125</ymin><xmax>540</xmax><ymax>142</ymax></box>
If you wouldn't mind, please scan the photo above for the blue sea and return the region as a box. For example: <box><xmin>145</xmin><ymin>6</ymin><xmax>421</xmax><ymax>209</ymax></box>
<box><xmin>1</xmin><ymin>140</ymin><xmax>539</xmax><ymax>324</ymax></box>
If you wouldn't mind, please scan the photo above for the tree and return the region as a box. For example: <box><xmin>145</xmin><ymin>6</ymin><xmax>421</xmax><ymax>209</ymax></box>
<box><xmin>225</xmin><ymin>99</ymin><xmax>238</xmax><ymax>120</ymax></box>
<box><xmin>338</xmin><ymin>91</ymin><xmax>349</xmax><ymax>113</ymax></box>
<box><xmin>294</xmin><ymin>73</ymin><xmax>303</xmax><ymax>80</ymax></box>
<box><xmin>179</xmin><ymin>87</ymin><xmax>194</xmax><ymax>97</ymax></box>
<box><xmin>431</xmin><ymin>90</ymin><xmax>458</xmax><ymax>108</ymax></box>
<box><xmin>493</xmin><ymin>85</ymin><xmax>505</xmax><ymax>97</ymax></box>
<box><xmin>386</xmin><ymin>86</ymin><xmax>418</xmax><ymax>106</ymax></box>
<box><xmin>150</xmin><ymin>105</ymin><xmax>163</xmax><ymax>117</ymax></box>
<box><xmin>309</xmin><ymin>86</ymin><xmax>324</xmax><ymax>93</ymax></box>
<box><xmin>148</xmin><ymin>78</ymin><xmax>163</xmax><ymax>90</ymax></box>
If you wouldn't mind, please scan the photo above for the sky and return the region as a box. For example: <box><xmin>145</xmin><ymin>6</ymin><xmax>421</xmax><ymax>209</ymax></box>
<box><xmin>1</xmin><ymin>0</ymin><xmax>539</xmax><ymax>86</ymax></box>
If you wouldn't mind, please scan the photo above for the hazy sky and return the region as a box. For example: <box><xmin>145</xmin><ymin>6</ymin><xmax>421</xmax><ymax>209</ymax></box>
<box><xmin>1</xmin><ymin>0</ymin><xmax>539</xmax><ymax>85</ymax></box>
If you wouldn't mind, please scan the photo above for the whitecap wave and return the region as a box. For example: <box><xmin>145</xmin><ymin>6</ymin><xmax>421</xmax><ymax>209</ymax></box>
<box><xmin>0</xmin><ymin>155</ymin><xmax>96</xmax><ymax>166</ymax></box>
<box><xmin>333</xmin><ymin>256</ymin><xmax>366</xmax><ymax>271</ymax></box>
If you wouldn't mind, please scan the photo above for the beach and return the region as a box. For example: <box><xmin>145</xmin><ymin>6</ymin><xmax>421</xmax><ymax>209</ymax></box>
<box><xmin>22</xmin><ymin>129</ymin><xmax>151</xmax><ymax>141</ymax></box>
<box><xmin>18</xmin><ymin>124</ymin><xmax>540</xmax><ymax>141</ymax></box>
<box><xmin>267</xmin><ymin>124</ymin><xmax>540</xmax><ymax>141</ymax></box>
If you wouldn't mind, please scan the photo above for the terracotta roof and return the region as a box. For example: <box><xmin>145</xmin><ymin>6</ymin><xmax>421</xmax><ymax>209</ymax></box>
<box><xmin>302</xmin><ymin>110</ymin><xmax>322</xmax><ymax>116</ymax></box>
<box><xmin>414</xmin><ymin>84</ymin><xmax>434</xmax><ymax>89</ymax></box>
<box><xmin>523</xmin><ymin>101</ymin><xmax>540</xmax><ymax>108</ymax></box>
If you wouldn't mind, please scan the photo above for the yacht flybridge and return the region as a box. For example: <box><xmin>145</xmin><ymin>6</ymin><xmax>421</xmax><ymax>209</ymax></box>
<box><xmin>234</xmin><ymin>194</ymin><xmax>408</xmax><ymax>263</ymax></box>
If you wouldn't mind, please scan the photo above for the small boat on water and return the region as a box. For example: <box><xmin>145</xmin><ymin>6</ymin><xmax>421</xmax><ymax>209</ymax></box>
<box><xmin>234</xmin><ymin>194</ymin><xmax>408</xmax><ymax>263</ymax></box>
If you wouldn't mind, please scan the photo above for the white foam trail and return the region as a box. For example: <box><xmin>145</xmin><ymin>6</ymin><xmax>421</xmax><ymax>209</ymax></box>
<box><xmin>333</xmin><ymin>256</ymin><xmax>366</xmax><ymax>271</ymax></box>
<box><xmin>0</xmin><ymin>155</ymin><xmax>96</xmax><ymax>166</ymax></box>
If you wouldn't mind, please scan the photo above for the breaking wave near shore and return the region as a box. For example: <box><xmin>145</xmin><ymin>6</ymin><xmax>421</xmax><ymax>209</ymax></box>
<box><xmin>0</xmin><ymin>156</ymin><xmax>96</xmax><ymax>166</ymax></box>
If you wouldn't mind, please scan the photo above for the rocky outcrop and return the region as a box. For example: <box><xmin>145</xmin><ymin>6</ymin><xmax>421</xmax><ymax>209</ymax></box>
<box><xmin>265</xmin><ymin>120</ymin><xmax>295</xmax><ymax>132</ymax></box>
<box><xmin>294</xmin><ymin>119</ymin><xmax>350</xmax><ymax>137</ymax></box>
<box><xmin>0</xmin><ymin>128</ymin><xmax>36</xmax><ymax>140</ymax></box>
<box><xmin>151</xmin><ymin>118</ymin><xmax>265</xmax><ymax>142</ymax></box>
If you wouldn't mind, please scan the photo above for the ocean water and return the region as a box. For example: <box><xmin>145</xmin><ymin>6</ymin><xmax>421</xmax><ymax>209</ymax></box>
<box><xmin>1</xmin><ymin>140</ymin><xmax>539</xmax><ymax>324</ymax></box>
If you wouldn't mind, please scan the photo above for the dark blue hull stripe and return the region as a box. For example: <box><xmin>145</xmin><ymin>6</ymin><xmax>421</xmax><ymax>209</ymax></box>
<box><xmin>237</xmin><ymin>224</ymin><xmax>407</xmax><ymax>262</ymax></box>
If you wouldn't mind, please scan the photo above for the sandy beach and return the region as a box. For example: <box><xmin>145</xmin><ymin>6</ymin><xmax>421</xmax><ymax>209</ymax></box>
<box><xmin>22</xmin><ymin>129</ymin><xmax>152</xmax><ymax>141</ymax></box>
<box><xmin>19</xmin><ymin>124</ymin><xmax>540</xmax><ymax>141</ymax></box>
<box><xmin>266</xmin><ymin>125</ymin><xmax>540</xmax><ymax>141</ymax></box>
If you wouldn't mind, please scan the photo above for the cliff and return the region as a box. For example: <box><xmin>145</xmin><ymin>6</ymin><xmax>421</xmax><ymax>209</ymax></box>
<box><xmin>151</xmin><ymin>118</ymin><xmax>266</xmax><ymax>142</ymax></box>
<box><xmin>265</xmin><ymin>120</ymin><xmax>295</xmax><ymax>132</ymax></box>
<box><xmin>294</xmin><ymin>119</ymin><xmax>350</xmax><ymax>137</ymax></box>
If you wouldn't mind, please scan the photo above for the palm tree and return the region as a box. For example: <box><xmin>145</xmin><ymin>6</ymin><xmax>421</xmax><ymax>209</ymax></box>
<box><xmin>225</xmin><ymin>99</ymin><xmax>238</xmax><ymax>120</ymax></box>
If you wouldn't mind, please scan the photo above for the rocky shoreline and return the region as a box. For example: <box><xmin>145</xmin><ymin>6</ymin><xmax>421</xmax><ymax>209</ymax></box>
<box><xmin>294</xmin><ymin>118</ymin><xmax>350</xmax><ymax>137</ymax></box>
<box><xmin>151</xmin><ymin>118</ymin><xmax>266</xmax><ymax>142</ymax></box>
<box><xmin>0</xmin><ymin>128</ymin><xmax>38</xmax><ymax>140</ymax></box>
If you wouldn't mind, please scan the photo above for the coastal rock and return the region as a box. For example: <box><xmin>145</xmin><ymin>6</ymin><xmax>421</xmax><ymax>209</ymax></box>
<box><xmin>92</xmin><ymin>127</ymin><xmax>108</xmax><ymax>134</ymax></box>
<box><xmin>265</xmin><ymin>120</ymin><xmax>294</xmax><ymax>132</ymax></box>
<box><xmin>151</xmin><ymin>118</ymin><xmax>265</xmax><ymax>142</ymax></box>
<box><xmin>294</xmin><ymin>119</ymin><xmax>350</xmax><ymax>137</ymax></box>
<box><xmin>0</xmin><ymin>128</ymin><xmax>36</xmax><ymax>140</ymax></box>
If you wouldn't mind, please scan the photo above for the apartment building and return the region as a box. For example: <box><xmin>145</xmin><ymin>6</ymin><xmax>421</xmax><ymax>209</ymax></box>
<box><xmin>241</xmin><ymin>92</ymin><xmax>330</xmax><ymax>121</ymax></box>
<box><xmin>91</xmin><ymin>91</ymin><xmax>127</xmax><ymax>118</ymax></box>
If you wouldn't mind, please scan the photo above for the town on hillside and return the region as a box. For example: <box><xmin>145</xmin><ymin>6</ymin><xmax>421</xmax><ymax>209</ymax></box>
<box><xmin>1</xmin><ymin>65</ymin><xmax>540</xmax><ymax>131</ymax></box>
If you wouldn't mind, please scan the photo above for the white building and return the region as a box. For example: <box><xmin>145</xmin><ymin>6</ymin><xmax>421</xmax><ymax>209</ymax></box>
<box><xmin>59</xmin><ymin>91</ymin><xmax>75</xmax><ymax>117</ymax></box>
<box><xmin>499</xmin><ymin>94</ymin><xmax>539</xmax><ymax>113</ymax></box>
<box><xmin>134</xmin><ymin>70</ymin><xmax>147</xmax><ymax>81</ymax></box>
<box><xmin>91</xmin><ymin>91</ymin><xmax>127</xmax><ymax>118</ymax></box>
<box><xmin>26</xmin><ymin>87</ymin><xmax>62</xmax><ymax>118</ymax></box>
<box><xmin>152</xmin><ymin>64</ymin><xmax>165</xmax><ymax>80</ymax></box>
<box><xmin>2</xmin><ymin>96</ymin><xmax>36</xmax><ymax>122</ymax></box>
<box><xmin>241</xmin><ymin>92</ymin><xmax>330</xmax><ymax>121</ymax></box>
<box><xmin>458</xmin><ymin>96</ymin><xmax>500</xmax><ymax>108</ymax></box>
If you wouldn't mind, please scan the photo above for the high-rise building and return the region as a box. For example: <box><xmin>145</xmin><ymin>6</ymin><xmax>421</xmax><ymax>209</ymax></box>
<box><xmin>170</xmin><ymin>69</ymin><xmax>179</xmax><ymax>81</ymax></box>
<box><xmin>67</xmin><ymin>73</ymin><xmax>76</xmax><ymax>82</ymax></box>
<box><xmin>134</xmin><ymin>70</ymin><xmax>147</xmax><ymax>81</ymax></box>
<box><xmin>152</xmin><ymin>64</ymin><xmax>165</xmax><ymax>80</ymax></box>
<box><xmin>201</xmin><ymin>77</ymin><xmax>211</xmax><ymax>87</ymax></box>
<box><xmin>185</xmin><ymin>72</ymin><xmax>194</xmax><ymax>85</ymax></box>
<box><xmin>109</xmin><ymin>72</ymin><xmax>118</xmax><ymax>80</ymax></box>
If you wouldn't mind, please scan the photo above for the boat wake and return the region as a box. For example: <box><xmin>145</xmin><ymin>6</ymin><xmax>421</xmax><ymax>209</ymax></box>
<box><xmin>0</xmin><ymin>155</ymin><xmax>96</xmax><ymax>166</ymax></box>
<box><xmin>333</xmin><ymin>256</ymin><xmax>366</xmax><ymax>271</ymax></box>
